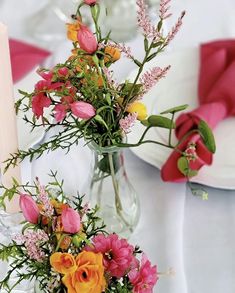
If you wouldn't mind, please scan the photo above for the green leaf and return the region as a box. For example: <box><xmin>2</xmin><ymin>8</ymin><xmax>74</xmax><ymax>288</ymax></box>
<box><xmin>177</xmin><ymin>157</ymin><xmax>198</xmax><ymax>177</ymax></box>
<box><xmin>144</xmin><ymin>37</ymin><xmax>149</xmax><ymax>52</ymax></box>
<box><xmin>141</xmin><ymin>120</ymin><xmax>150</xmax><ymax>127</ymax></box>
<box><xmin>120</xmin><ymin>82</ymin><xmax>142</xmax><ymax>97</ymax></box>
<box><xmin>134</xmin><ymin>59</ymin><xmax>142</xmax><ymax>67</ymax></box>
<box><xmin>93</xmin><ymin>115</ymin><xmax>109</xmax><ymax>130</ymax></box>
<box><xmin>160</xmin><ymin>104</ymin><xmax>189</xmax><ymax>114</ymax></box>
<box><xmin>147</xmin><ymin>115</ymin><xmax>175</xmax><ymax>129</ymax></box>
<box><xmin>157</xmin><ymin>20</ymin><xmax>163</xmax><ymax>31</ymax></box>
<box><xmin>152</xmin><ymin>40</ymin><xmax>164</xmax><ymax>48</ymax></box>
<box><xmin>198</xmin><ymin>120</ymin><xmax>216</xmax><ymax>153</ymax></box>
<box><xmin>146</xmin><ymin>52</ymin><xmax>158</xmax><ymax>62</ymax></box>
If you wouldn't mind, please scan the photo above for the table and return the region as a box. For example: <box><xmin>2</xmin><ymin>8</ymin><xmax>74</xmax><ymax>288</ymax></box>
<box><xmin>1</xmin><ymin>1</ymin><xmax>235</xmax><ymax>292</ymax></box>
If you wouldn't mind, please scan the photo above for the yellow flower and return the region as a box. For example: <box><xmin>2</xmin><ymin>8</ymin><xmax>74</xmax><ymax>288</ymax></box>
<box><xmin>104</xmin><ymin>46</ymin><xmax>121</xmax><ymax>63</ymax></box>
<box><xmin>127</xmin><ymin>102</ymin><xmax>148</xmax><ymax>121</ymax></box>
<box><xmin>66</xmin><ymin>22</ymin><xmax>80</xmax><ymax>42</ymax></box>
<box><xmin>62</xmin><ymin>251</ymin><xmax>106</xmax><ymax>293</ymax></box>
<box><xmin>50</xmin><ymin>253</ymin><xmax>77</xmax><ymax>275</ymax></box>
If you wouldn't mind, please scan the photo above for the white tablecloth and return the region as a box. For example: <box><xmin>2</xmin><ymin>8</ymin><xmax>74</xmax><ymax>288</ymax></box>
<box><xmin>1</xmin><ymin>1</ymin><xmax>235</xmax><ymax>293</ymax></box>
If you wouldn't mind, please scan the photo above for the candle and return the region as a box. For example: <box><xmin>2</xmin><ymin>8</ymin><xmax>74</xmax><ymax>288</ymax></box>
<box><xmin>0</xmin><ymin>22</ymin><xmax>21</xmax><ymax>213</ymax></box>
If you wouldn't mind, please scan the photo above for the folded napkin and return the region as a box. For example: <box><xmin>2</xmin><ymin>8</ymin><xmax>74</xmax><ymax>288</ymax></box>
<box><xmin>9</xmin><ymin>39</ymin><xmax>51</xmax><ymax>83</ymax></box>
<box><xmin>161</xmin><ymin>40</ymin><xmax>235</xmax><ymax>182</ymax></box>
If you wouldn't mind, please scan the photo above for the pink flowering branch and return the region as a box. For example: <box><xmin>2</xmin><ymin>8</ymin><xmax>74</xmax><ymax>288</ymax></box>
<box><xmin>103</xmin><ymin>67</ymin><xmax>119</xmax><ymax>89</ymax></box>
<box><xmin>159</xmin><ymin>0</ymin><xmax>172</xmax><ymax>20</ymax></box>
<box><xmin>136</xmin><ymin>0</ymin><xmax>160</xmax><ymax>39</ymax></box>
<box><xmin>119</xmin><ymin>113</ymin><xmax>138</xmax><ymax>134</ymax></box>
<box><xmin>36</xmin><ymin>178</ymin><xmax>54</xmax><ymax>217</ymax></box>
<box><xmin>13</xmin><ymin>230</ymin><xmax>49</xmax><ymax>262</ymax></box>
<box><xmin>166</xmin><ymin>11</ymin><xmax>186</xmax><ymax>45</ymax></box>
<box><xmin>140</xmin><ymin>65</ymin><xmax>171</xmax><ymax>94</ymax></box>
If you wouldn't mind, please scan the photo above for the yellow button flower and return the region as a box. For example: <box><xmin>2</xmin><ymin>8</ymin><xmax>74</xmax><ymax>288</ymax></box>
<box><xmin>50</xmin><ymin>253</ymin><xmax>77</xmax><ymax>275</ymax></box>
<box><xmin>127</xmin><ymin>102</ymin><xmax>148</xmax><ymax>121</ymax></box>
<box><xmin>62</xmin><ymin>251</ymin><xmax>106</xmax><ymax>293</ymax></box>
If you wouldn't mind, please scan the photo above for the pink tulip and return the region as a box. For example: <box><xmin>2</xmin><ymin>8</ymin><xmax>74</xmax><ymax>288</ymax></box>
<box><xmin>71</xmin><ymin>101</ymin><xmax>96</xmax><ymax>119</ymax></box>
<box><xmin>77</xmin><ymin>25</ymin><xmax>98</xmax><ymax>54</ymax></box>
<box><xmin>61</xmin><ymin>207</ymin><xmax>81</xmax><ymax>234</ymax></box>
<box><xmin>84</xmin><ymin>0</ymin><xmax>97</xmax><ymax>5</ymax></box>
<box><xmin>19</xmin><ymin>194</ymin><xmax>40</xmax><ymax>224</ymax></box>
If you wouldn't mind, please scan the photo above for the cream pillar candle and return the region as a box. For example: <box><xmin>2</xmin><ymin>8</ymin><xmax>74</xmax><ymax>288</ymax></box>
<box><xmin>0</xmin><ymin>22</ymin><xmax>21</xmax><ymax>213</ymax></box>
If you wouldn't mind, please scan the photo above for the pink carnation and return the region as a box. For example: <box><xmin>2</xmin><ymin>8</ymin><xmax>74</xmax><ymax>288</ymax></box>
<box><xmin>87</xmin><ymin>234</ymin><xmax>135</xmax><ymax>278</ymax></box>
<box><xmin>129</xmin><ymin>254</ymin><xmax>158</xmax><ymax>293</ymax></box>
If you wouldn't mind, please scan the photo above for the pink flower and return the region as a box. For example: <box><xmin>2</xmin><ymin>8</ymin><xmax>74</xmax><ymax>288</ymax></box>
<box><xmin>61</xmin><ymin>95</ymin><xmax>74</xmax><ymax>107</ymax></box>
<box><xmin>35</xmin><ymin>80</ymin><xmax>64</xmax><ymax>92</ymax></box>
<box><xmin>54</xmin><ymin>104</ymin><xmax>67</xmax><ymax>122</ymax></box>
<box><xmin>32</xmin><ymin>93</ymin><xmax>51</xmax><ymax>118</ymax></box>
<box><xmin>58</xmin><ymin>67</ymin><xmax>69</xmax><ymax>77</ymax></box>
<box><xmin>77</xmin><ymin>25</ymin><xmax>98</xmax><ymax>54</ymax></box>
<box><xmin>35</xmin><ymin>80</ymin><xmax>51</xmax><ymax>92</ymax></box>
<box><xmin>61</xmin><ymin>207</ymin><xmax>81</xmax><ymax>234</ymax></box>
<box><xmin>37</xmin><ymin>69</ymin><xmax>53</xmax><ymax>81</ymax></box>
<box><xmin>71</xmin><ymin>101</ymin><xmax>96</xmax><ymax>119</ymax></box>
<box><xmin>87</xmin><ymin>234</ymin><xmax>135</xmax><ymax>278</ymax></box>
<box><xmin>19</xmin><ymin>194</ymin><xmax>40</xmax><ymax>224</ymax></box>
<box><xmin>84</xmin><ymin>0</ymin><xmax>97</xmax><ymax>5</ymax></box>
<box><xmin>129</xmin><ymin>254</ymin><xmax>158</xmax><ymax>293</ymax></box>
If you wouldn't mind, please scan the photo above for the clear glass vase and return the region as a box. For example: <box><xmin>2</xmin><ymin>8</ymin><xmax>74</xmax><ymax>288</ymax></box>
<box><xmin>99</xmin><ymin>0</ymin><xmax>138</xmax><ymax>42</ymax></box>
<box><xmin>88</xmin><ymin>143</ymin><xmax>140</xmax><ymax>238</ymax></box>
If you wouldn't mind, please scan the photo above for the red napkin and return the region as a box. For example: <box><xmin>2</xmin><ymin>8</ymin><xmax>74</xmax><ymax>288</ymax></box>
<box><xmin>9</xmin><ymin>39</ymin><xmax>51</xmax><ymax>83</ymax></box>
<box><xmin>161</xmin><ymin>40</ymin><xmax>235</xmax><ymax>182</ymax></box>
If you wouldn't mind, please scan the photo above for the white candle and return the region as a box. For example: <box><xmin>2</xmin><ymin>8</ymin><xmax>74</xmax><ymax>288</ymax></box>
<box><xmin>0</xmin><ymin>22</ymin><xmax>21</xmax><ymax>213</ymax></box>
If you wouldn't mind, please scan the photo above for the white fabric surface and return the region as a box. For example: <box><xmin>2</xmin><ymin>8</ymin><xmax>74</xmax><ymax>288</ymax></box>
<box><xmin>0</xmin><ymin>1</ymin><xmax>235</xmax><ymax>293</ymax></box>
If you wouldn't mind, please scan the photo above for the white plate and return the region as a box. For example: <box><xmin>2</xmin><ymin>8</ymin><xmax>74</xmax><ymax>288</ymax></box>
<box><xmin>127</xmin><ymin>48</ymin><xmax>235</xmax><ymax>189</ymax></box>
<box><xmin>14</xmin><ymin>67</ymin><xmax>44</xmax><ymax>150</ymax></box>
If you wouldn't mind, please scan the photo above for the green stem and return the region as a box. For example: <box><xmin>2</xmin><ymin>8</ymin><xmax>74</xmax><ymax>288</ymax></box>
<box><xmin>168</xmin><ymin>112</ymin><xmax>175</xmax><ymax>146</ymax></box>
<box><xmin>175</xmin><ymin>129</ymin><xmax>199</xmax><ymax>147</ymax></box>
<box><xmin>55</xmin><ymin>234</ymin><xmax>66</xmax><ymax>251</ymax></box>
<box><xmin>107</xmin><ymin>152</ymin><xmax>132</xmax><ymax>232</ymax></box>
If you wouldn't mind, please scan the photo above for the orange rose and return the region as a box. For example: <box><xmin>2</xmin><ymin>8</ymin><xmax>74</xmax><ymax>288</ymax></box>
<box><xmin>104</xmin><ymin>46</ymin><xmax>121</xmax><ymax>63</ymax></box>
<box><xmin>62</xmin><ymin>251</ymin><xmax>106</xmax><ymax>293</ymax></box>
<box><xmin>67</xmin><ymin>22</ymin><xmax>80</xmax><ymax>42</ymax></box>
<box><xmin>50</xmin><ymin>253</ymin><xmax>77</xmax><ymax>274</ymax></box>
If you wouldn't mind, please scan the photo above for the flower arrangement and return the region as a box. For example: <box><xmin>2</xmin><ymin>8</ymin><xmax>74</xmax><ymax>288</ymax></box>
<box><xmin>0</xmin><ymin>172</ymin><xmax>158</xmax><ymax>293</ymax></box>
<box><xmin>5</xmin><ymin>0</ymin><xmax>215</xmax><ymax>180</ymax></box>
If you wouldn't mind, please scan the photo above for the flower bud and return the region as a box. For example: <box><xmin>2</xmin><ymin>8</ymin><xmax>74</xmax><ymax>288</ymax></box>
<box><xmin>61</xmin><ymin>207</ymin><xmax>81</xmax><ymax>234</ymax></box>
<box><xmin>77</xmin><ymin>25</ymin><xmax>98</xmax><ymax>54</ymax></box>
<box><xmin>71</xmin><ymin>101</ymin><xmax>96</xmax><ymax>119</ymax></box>
<box><xmin>19</xmin><ymin>194</ymin><xmax>40</xmax><ymax>224</ymax></box>
<box><xmin>72</xmin><ymin>234</ymin><xmax>86</xmax><ymax>248</ymax></box>
<box><xmin>58</xmin><ymin>67</ymin><xmax>69</xmax><ymax>77</ymax></box>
